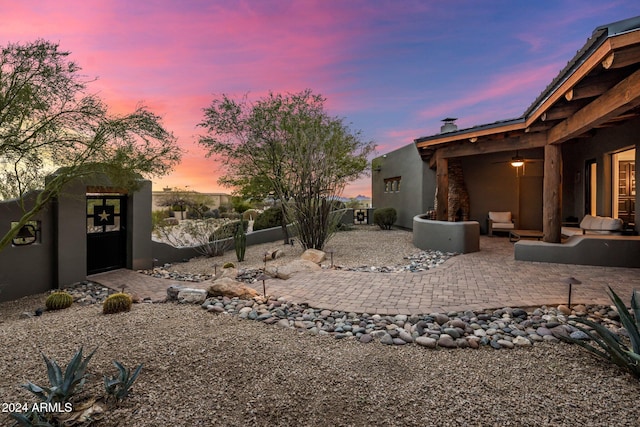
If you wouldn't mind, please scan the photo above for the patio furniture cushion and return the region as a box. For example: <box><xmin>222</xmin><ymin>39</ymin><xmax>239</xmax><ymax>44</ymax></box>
<box><xmin>487</xmin><ymin>211</ymin><xmax>515</xmax><ymax>236</ymax></box>
<box><xmin>561</xmin><ymin>214</ymin><xmax>623</xmax><ymax>236</ymax></box>
<box><xmin>489</xmin><ymin>211</ymin><xmax>512</xmax><ymax>223</ymax></box>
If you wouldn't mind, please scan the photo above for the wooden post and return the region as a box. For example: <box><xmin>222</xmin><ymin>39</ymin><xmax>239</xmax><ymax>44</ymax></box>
<box><xmin>436</xmin><ymin>154</ymin><xmax>448</xmax><ymax>221</ymax></box>
<box><xmin>635</xmin><ymin>143</ymin><xmax>640</xmax><ymax>233</ymax></box>
<box><xmin>543</xmin><ymin>143</ymin><xmax>562</xmax><ymax>243</ymax></box>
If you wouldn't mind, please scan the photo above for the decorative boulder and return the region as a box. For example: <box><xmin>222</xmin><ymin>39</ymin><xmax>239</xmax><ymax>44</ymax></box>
<box><xmin>177</xmin><ymin>288</ymin><xmax>208</xmax><ymax>304</ymax></box>
<box><xmin>166</xmin><ymin>285</ymin><xmax>185</xmax><ymax>301</ymax></box>
<box><xmin>275</xmin><ymin>259</ymin><xmax>321</xmax><ymax>279</ymax></box>
<box><xmin>217</xmin><ymin>267</ymin><xmax>238</xmax><ymax>280</ymax></box>
<box><xmin>264</xmin><ymin>248</ymin><xmax>285</xmax><ymax>260</ymax></box>
<box><xmin>300</xmin><ymin>248</ymin><xmax>326</xmax><ymax>264</ymax></box>
<box><xmin>208</xmin><ymin>277</ymin><xmax>259</xmax><ymax>299</ymax></box>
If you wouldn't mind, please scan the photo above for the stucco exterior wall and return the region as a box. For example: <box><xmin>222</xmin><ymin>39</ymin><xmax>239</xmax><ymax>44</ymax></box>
<box><xmin>462</xmin><ymin>150</ymin><xmax>543</xmax><ymax>234</ymax></box>
<box><xmin>0</xmin><ymin>192</ymin><xmax>55</xmax><ymax>301</ymax></box>
<box><xmin>562</xmin><ymin>117</ymin><xmax>640</xmax><ymax>225</ymax></box>
<box><xmin>371</xmin><ymin>143</ymin><xmax>435</xmax><ymax>229</ymax></box>
<box><xmin>130</xmin><ymin>180</ymin><xmax>153</xmax><ymax>271</ymax></box>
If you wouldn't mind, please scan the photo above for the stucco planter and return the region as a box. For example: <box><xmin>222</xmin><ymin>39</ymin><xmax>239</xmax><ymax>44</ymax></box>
<box><xmin>412</xmin><ymin>215</ymin><xmax>480</xmax><ymax>254</ymax></box>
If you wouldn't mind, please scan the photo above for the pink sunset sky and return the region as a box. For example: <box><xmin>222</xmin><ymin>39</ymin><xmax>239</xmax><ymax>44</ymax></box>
<box><xmin>2</xmin><ymin>1</ymin><xmax>639</xmax><ymax>197</ymax></box>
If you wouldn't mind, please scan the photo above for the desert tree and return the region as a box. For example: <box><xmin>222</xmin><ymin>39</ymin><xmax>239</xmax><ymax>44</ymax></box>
<box><xmin>0</xmin><ymin>40</ymin><xmax>182</xmax><ymax>251</ymax></box>
<box><xmin>198</xmin><ymin>89</ymin><xmax>375</xmax><ymax>250</ymax></box>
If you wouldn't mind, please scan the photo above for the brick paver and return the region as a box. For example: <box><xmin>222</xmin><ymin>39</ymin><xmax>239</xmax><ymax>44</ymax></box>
<box><xmin>89</xmin><ymin>236</ymin><xmax>640</xmax><ymax>315</ymax></box>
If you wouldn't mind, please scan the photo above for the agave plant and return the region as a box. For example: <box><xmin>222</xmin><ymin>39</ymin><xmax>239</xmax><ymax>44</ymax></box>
<box><xmin>562</xmin><ymin>287</ymin><xmax>640</xmax><ymax>378</ymax></box>
<box><xmin>104</xmin><ymin>360</ymin><xmax>143</xmax><ymax>402</ymax></box>
<box><xmin>21</xmin><ymin>347</ymin><xmax>97</xmax><ymax>404</ymax></box>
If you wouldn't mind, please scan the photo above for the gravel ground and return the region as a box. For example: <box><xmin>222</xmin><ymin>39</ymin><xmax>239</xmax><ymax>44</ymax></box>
<box><xmin>168</xmin><ymin>226</ymin><xmax>423</xmax><ymax>274</ymax></box>
<box><xmin>1</xmin><ymin>226</ymin><xmax>639</xmax><ymax>426</ymax></box>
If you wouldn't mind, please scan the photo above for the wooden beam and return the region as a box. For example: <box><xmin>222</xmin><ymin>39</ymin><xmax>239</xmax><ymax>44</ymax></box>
<box><xmin>564</xmin><ymin>70</ymin><xmax>626</xmax><ymax>101</ymax></box>
<box><xmin>548</xmin><ymin>67</ymin><xmax>640</xmax><ymax>145</ymax></box>
<box><xmin>601</xmin><ymin>45</ymin><xmax>640</xmax><ymax>69</ymax></box>
<box><xmin>435</xmin><ymin>154</ymin><xmax>448</xmax><ymax>221</ymax></box>
<box><xmin>543</xmin><ymin>143</ymin><xmax>562</xmax><ymax>243</ymax></box>
<box><xmin>540</xmin><ymin>103</ymin><xmax>584</xmax><ymax>121</ymax></box>
<box><xmin>437</xmin><ymin>133</ymin><xmax>546</xmax><ymax>159</ymax></box>
<box><xmin>525</xmin><ymin>31</ymin><xmax>640</xmax><ymax>127</ymax></box>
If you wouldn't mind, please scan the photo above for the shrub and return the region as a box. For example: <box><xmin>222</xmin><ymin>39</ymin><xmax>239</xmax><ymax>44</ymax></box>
<box><xmin>103</xmin><ymin>292</ymin><xmax>133</xmax><ymax>314</ymax></box>
<box><xmin>561</xmin><ymin>287</ymin><xmax>640</xmax><ymax>378</ymax></box>
<box><xmin>373</xmin><ymin>207</ymin><xmax>397</xmax><ymax>230</ymax></box>
<box><xmin>212</xmin><ymin>220</ymin><xmax>248</xmax><ymax>241</ymax></box>
<box><xmin>253</xmin><ymin>207</ymin><xmax>283</xmax><ymax>231</ymax></box>
<box><xmin>203</xmin><ymin>209</ymin><xmax>220</xmax><ymax>219</ymax></box>
<box><xmin>104</xmin><ymin>361</ymin><xmax>143</xmax><ymax>402</ymax></box>
<box><xmin>220</xmin><ymin>212</ymin><xmax>241</xmax><ymax>219</ymax></box>
<box><xmin>45</xmin><ymin>291</ymin><xmax>74</xmax><ymax>310</ymax></box>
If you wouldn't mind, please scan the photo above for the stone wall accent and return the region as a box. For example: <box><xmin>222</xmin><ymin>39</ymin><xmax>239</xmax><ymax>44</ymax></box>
<box><xmin>447</xmin><ymin>159</ymin><xmax>470</xmax><ymax>222</ymax></box>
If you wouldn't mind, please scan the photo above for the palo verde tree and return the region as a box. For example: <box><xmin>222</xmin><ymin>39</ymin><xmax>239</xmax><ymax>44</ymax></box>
<box><xmin>198</xmin><ymin>89</ymin><xmax>375</xmax><ymax>250</ymax></box>
<box><xmin>0</xmin><ymin>40</ymin><xmax>182</xmax><ymax>251</ymax></box>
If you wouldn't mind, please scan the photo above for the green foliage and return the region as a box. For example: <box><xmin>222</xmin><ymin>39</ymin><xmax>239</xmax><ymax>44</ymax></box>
<box><xmin>12</xmin><ymin>347</ymin><xmax>142</xmax><ymax>425</ymax></box>
<box><xmin>212</xmin><ymin>220</ymin><xmax>247</xmax><ymax>241</ymax></box>
<box><xmin>104</xmin><ymin>361</ymin><xmax>143</xmax><ymax>402</ymax></box>
<box><xmin>20</xmin><ymin>347</ymin><xmax>96</xmax><ymax>404</ymax></box>
<box><xmin>151</xmin><ymin>210</ymin><xmax>171</xmax><ymax>231</ymax></box>
<box><xmin>223</xmin><ymin>262</ymin><xmax>235</xmax><ymax>269</ymax></box>
<box><xmin>253</xmin><ymin>207</ymin><xmax>283</xmax><ymax>231</ymax></box>
<box><xmin>234</xmin><ymin>223</ymin><xmax>247</xmax><ymax>262</ymax></box>
<box><xmin>231</xmin><ymin>196</ymin><xmax>253</xmax><ymax>214</ymax></box>
<box><xmin>103</xmin><ymin>292</ymin><xmax>133</xmax><ymax>314</ymax></box>
<box><xmin>374</xmin><ymin>207</ymin><xmax>397</xmax><ymax>230</ymax></box>
<box><xmin>0</xmin><ymin>40</ymin><xmax>181</xmax><ymax>252</ymax></box>
<box><xmin>203</xmin><ymin>209</ymin><xmax>220</xmax><ymax>219</ymax></box>
<box><xmin>45</xmin><ymin>292</ymin><xmax>73</xmax><ymax>311</ymax></box>
<box><xmin>197</xmin><ymin>89</ymin><xmax>375</xmax><ymax>250</ymax></box>
<box><xmin>562</xmin><ymin>287</ymin><xmax>640</xmax><ymax>378</ymax></box>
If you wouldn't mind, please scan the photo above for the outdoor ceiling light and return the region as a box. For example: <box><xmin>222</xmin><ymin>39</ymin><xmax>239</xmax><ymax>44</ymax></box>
<box><xmin>510</xmin><ymin>153</ymin><xmax>525</xmax><ymax>168</ymax></box>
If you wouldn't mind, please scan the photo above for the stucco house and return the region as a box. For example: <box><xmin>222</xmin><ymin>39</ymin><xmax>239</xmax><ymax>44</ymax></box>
<box><xmin>372</xmin><ymin>16</ymin><xmax>639</xmax><ymax>266</ymax></box>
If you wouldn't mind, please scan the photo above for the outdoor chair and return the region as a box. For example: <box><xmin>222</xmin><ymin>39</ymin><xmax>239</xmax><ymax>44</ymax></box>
<box><xmin>487</xmin><ymin>211</ymin><xmax>515</xmax><ymax>236</ymax></box>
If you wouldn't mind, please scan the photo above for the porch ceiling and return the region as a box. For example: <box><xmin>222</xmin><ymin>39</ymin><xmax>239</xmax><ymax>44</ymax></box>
<box><xmin>416</xmin><ymin>18</ymin><xmax>640</xmax><ymax>164</ymax></box>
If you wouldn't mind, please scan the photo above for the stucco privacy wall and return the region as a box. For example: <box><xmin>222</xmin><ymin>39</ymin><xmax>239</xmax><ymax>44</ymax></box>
<box><xmin>0</xmin><ymin>192</ymin><xmax>54</xmax><ymax>301</ymax></box>
<box><xmin>371</xmin><ymin>143</ymin><xmax>435</xmax><ymax>229</ymax></box>
<box><xmin>0</xmin><ymin>173</ymin><xmax>153</xmax><ymax>302</ymax></box>
<box><xmin>55</xmin><ymin>175</ymin><xmax>153</xmax><ymax>286</ymax></box>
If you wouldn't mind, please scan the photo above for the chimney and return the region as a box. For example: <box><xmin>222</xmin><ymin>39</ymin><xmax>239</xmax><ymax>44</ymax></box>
<box><xmin>440</xmin><ymin>117</ymin><xmax>458</xmax><ymax>133</ymax></box>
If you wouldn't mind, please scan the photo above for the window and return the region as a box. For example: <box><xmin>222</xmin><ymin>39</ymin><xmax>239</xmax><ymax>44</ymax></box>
<box><xmin>384</xmin><ymin>176</ymin><xmax>401</xmax><ymax>193</ymax></box>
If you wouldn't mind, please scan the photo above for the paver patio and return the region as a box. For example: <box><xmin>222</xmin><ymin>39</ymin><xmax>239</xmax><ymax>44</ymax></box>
<box><xmin>89</xmin><ymin>236</ymin><xmax>640</xmax><ymax>315</ymax></box>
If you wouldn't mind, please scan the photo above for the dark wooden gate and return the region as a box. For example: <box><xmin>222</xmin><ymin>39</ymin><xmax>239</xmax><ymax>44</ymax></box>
<box><xmin>86</xmin><ymin>195</ymin><xmax>127</xmax><ymax>274</ymax></box>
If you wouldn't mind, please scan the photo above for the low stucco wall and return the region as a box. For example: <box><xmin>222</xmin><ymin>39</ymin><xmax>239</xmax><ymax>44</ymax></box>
<box><xmin>514</xmin><ymin>235</ymin><xmax>640</xmax><ymax>268</ymax></box>
<box><xmin>412</xmin><ymin>215</ymin><xmax>480</xmax><ymax>254</ymax></box>
<box><xmin>152</xmin><ymin>224</ymin><xmax>296</xmax><ymax>265</ymax></box>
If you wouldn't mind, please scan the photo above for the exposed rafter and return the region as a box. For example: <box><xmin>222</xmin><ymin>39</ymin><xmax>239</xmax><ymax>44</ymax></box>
<box><xmin>548</xmin><ymin>67</ymin><xmax>640</xmax><ymax>144</ymax></box>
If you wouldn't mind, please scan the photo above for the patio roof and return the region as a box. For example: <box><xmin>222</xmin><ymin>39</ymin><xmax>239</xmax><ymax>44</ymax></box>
<box><xmin>415</xmin><ymin>15</ymin><xmax>640</xmax><ymax>162</ymax></box>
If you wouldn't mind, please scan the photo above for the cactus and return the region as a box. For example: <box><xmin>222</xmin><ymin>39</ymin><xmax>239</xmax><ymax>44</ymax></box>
<box><xmin>103</xmin><ymin>292</ymin><xmax>133</xmax><ymax>314</ymax></box>
<box><xmin>223</xmin><ymin>262</ymin><xmax>235</xmax><ymax>269</ymax></box>
<box><xmin>234</xmin><ymin>223</ymin><xmax>247</xmax><ymax>262</ymax></box>
<box><xmin>45</xmin><ymin>291</ymin><xmax>74</xmax><ymax>310</ymax></box>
